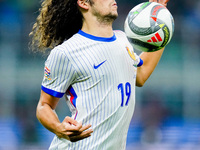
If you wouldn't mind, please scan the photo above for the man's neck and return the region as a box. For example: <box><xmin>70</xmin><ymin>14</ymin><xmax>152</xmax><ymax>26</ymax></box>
<box><xmin>81</xmin><ymin>17</ymin><xmax>114</xmax><ymax>38</ymax></box>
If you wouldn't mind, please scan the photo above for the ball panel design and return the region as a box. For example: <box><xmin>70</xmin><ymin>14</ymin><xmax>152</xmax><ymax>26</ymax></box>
<box><xmin>124</xmin><ymin>2</ymin><xmax>174</xmax><ymax>52</ymax></box>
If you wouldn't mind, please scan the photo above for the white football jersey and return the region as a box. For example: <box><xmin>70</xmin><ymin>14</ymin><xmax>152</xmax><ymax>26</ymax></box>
<box><xmin>41</xmin><ymin>30</ymin><xmax>142</xmax><ymax>150</ymax></box>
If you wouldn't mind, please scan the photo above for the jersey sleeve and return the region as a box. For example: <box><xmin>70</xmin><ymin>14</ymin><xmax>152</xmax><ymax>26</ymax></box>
<box><xmin>41</xmin><ymin>48</ymin><xmax>76</xmax><ymax>98</ymax></box>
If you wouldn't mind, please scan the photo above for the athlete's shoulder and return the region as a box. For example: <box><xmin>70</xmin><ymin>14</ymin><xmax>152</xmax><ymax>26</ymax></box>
<box><xmin>50</xmin><ymin>44</ymin><xmax>67</xmax><ymax>57</ymax></box>
<box><xmin>46</xmin><ymin>46</ymin><xmax>68</xmax><ymax>67</ymax></box>
<box><xmin>113</xmin><ymin>30</ymin><xmax>127</xmax><ymax>38</ymax></box>
<box><xmin>113</xmin><ymin>30</ymin><xmax>131</xmax><ymax>45</ymax></box>
<box><xmin>64</xmin><ymin>31</ymin><xmax>88</xmax><ymax>44</ymax></box>
<box><xmin>61</xmin><ymin>32</ymin><xmax>90</xmax><ymax>51</ymax></box>
<box><xmin>50</xmin><ymin>33</ymin><xmax>81</xmax><ymax>55</ymax></box>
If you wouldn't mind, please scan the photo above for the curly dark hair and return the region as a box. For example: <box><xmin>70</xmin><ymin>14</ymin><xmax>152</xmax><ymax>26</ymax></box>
<box><xmin>29</xmin><ymin>0</ymin><xmax>83</xmax><ymax>52</ymax></box>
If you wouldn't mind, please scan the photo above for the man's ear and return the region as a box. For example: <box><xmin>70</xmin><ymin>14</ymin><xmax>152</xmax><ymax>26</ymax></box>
<box><xmin>77</xmin><ymin>0</ymin><xmax>89</xmax><ymax>10</ymax></box>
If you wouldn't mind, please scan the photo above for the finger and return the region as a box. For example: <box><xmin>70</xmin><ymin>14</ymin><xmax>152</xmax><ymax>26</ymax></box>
<box><xmin>67</xmin><ymin>124</ymin><xmax>93</xmax><ymax>135</ymax></box>
<box><xmin>149</xmin><ymin>0</ymin><xmax>157</xmax><ymax>2</ymax></box>
<box><xmin>63</xmin><ymin>122</ymin><xmax>83</xmax><ymax>132</ymax></box>
<box><xmin>160</xmin><ymin>0</ymin><xmax>170</xmax><ymax>3</ymax></box>
<box><xmin>158</xmin><ymin>0</ymin><xmax>164</xmax><ymax>3</ymax></box>
<box><xmin>69</xmin><ymin>129</ymin><xmax>93</xmax><ymax>142</ymax></box>
<box><xmin>70</xmin><ymin>133</ymin><xmax>91</xmax><ymax>142</ymax></box>
<box><xmin>79</xmin><ymin>124</ymin><xmax>92</xmax><ymax>132</ymax></box>
<box><xmin>64</xmin><ymin>124</ymin><xmax>92</xmax><ymax>137</ymax></box>
<box><xmin>63</xmin><ymin>117</ymin><xmax>83</xmax><ymax>130</ymax></box>
<box><xmin>63</xmin><ymin>116</ymin><xmax>79</xmax><ymax>126</ymax></box>
<box><xmin>71</xmin><ymin>128</ymin><xmax>93</xmax><ymax>137</ymax></box>
<box><xmin>158</xmin><ymin>0</ymin><xmax>170</xmax><ymax>6</ymax></box>
<box><xmin>65</xmin><ymin>131</ymin><xmax>81</xmax><ymax>136</ymax></box>
<box><xmin>164</xmin><ymin>0</ymin><xmax>170</xmax><ymax>5</ymax></box>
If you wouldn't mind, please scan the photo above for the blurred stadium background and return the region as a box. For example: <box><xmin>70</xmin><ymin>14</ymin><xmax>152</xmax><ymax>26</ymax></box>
<box><xmin>0</xmin><ymin>0</ymin><xmax>200</xmax><ymax>149</ymax></box>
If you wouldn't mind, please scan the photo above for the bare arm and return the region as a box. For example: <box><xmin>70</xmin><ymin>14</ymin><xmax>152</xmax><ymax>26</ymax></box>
<box><xmin>136</xmin><ymin>0</ymin><xmax>170</xmax><ymax>86</ymax></box>
<box><xmin>136</xmin><ymin>48</ymin><xmax>164</xmax><ymax>87</ymax></box>
<box><xmin>36</xmin><ymin>90</ymin><xmax>93</xmax><ymax>142</ymax></box>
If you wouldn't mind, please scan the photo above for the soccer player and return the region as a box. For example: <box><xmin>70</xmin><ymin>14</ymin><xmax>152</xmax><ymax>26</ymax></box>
<box><xmin>30</xmin><ymin>0</ymin><xmax>170</xmax><ymax>149</ymax></box>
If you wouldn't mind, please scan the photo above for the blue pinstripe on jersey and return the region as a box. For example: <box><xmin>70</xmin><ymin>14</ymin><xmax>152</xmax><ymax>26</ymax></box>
<box><xmin>43</xmin><ymin>30</ymin><xmax>139</xmax><ymax>150</ymax></box>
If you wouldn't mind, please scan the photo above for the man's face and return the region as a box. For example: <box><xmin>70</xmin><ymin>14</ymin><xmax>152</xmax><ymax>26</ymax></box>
<box><xmin>89</xmin><ymin>0</ymin><xmax>118</xmax><ymax>23</ymax></box>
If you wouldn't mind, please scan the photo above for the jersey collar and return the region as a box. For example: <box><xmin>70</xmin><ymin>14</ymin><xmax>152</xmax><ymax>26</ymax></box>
<box><xmin>78</xmin><ymin>30</ymin><xmax>116</xmax><ymax>42</ymax></box>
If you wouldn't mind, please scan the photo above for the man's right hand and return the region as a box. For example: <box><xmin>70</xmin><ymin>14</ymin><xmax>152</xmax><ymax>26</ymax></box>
<box><xmin>55</xmin><ymin>116</ymin><xmax>93</xmax><ymax>142</ymax></box>
<box><xmin>37</xmin><ymin>90</ymin><xmax>93</xmax><ymax>143</ymax></box>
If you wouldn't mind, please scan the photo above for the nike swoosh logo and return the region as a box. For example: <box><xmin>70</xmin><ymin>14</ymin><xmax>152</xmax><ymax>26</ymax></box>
<box><xmin>94</xmin><ymin>60</ymin><xmax>107</xmax><ymax>69</ymax></box>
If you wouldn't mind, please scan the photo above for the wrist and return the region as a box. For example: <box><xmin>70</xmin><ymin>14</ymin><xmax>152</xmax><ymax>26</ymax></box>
<box><xmin>137</xmin><ymin>58</ymin><xmax>143</xmax><ymax>67</ymax></box>
<box><xmin>54</xmin><ymin>122</ymin><xmax>63</xmax><ymax>137</ymax></box>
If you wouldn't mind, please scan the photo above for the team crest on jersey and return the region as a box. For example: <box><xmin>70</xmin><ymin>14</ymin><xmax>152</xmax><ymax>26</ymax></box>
<box><xmin>126</xmin><ymin>46</ymin><xmax>136</xmax><ymax>61</ymax></box>
<box><xmin>44</xmin><ymin>66</ymin><xmax>51</xmax><ymax>80</ymax></box>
